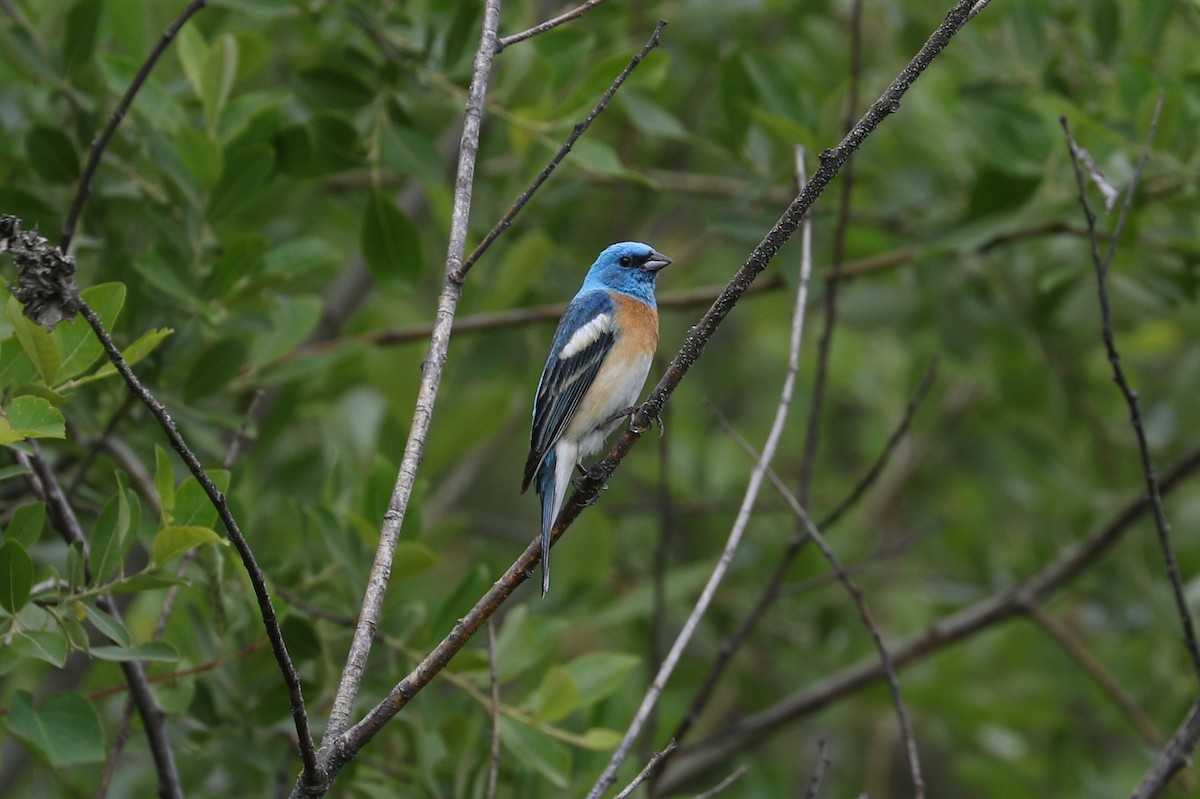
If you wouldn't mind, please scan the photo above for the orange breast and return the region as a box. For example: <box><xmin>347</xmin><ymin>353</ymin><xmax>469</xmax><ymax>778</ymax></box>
<box><xmin>610</xmin><ymin>292</ymin><xmax>659</xmax><ymax>355</ymax></box>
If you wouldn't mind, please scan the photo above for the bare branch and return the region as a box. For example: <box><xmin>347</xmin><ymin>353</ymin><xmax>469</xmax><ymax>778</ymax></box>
<box><xmin>802</xmin><ymin>740</ymin><xmax>831</xmax><ymax>799</ymax></box>
<box><xmin>1131</xmin><ymin>699</ymin><xmax>1200</xmax><ymax>799</ymax></box>
<box><xmin>314</xmin><ymin>0</ymin><xmax>504</xmax><ymax>780</ymax></box>
<box><xmin>689</xmin><ymin>764</ymin><xmax>747</xmax><ymax>799</ymax></box>
<box><xmin>16</xmin><ymin>445</ymin><xmax>183</xmax><ymax>799</ymax></box>
<box><xmin>497</xmin><ymin>0</ymin><xmax>610</xmax><ymax>50</ymax></box>
<box><xmin>458</xmin><ymin>19</ymin><xmax>666</xmax><ymax>280</ymax></box>
<box><xmin>1060</xmin><ymin>100</ymin><xmax>1200</xmax><ymax>687</ymax></box>
<box><xmin>613</xmin><ymin>740</ymin><xmax>677</xmax><ymax>799</ymax></box>
<box><xmin>485</xmin><ymin>619</ymin><xmax>501</xmax><ymax>799</ymax></box>
<box><xmin>61</xmin><ymin>0</ymin><xmax>209</xmax><ymax>253</ymax></box>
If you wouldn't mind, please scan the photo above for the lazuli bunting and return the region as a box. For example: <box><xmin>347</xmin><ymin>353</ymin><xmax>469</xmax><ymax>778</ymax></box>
<box><xmin>522</xmin><ymin>241</ymin><xmax>672</xmax><ymax>595</ymax></box>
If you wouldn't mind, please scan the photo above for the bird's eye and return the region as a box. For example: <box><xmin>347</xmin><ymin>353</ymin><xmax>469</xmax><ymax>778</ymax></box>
<box><xmin>618</xmin><ymin>256</ymin><xmax>632</xmax><ymax>266</ymax></box>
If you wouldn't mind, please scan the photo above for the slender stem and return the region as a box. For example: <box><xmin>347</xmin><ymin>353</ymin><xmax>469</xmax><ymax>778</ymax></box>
<box><xmin>1131</xmin><ymin>699</ymin><xmax>1200</xmax><ymax>799</ymax></box>
<box><xmin>75</xmin><ymin>300</ymin><xmax>320</xmax><ymax>786</ymax></box>
<box><xmin>612</xmin><ymin>741</ymin><xmax>677</xmax><ymax>799</ymax></box>
<box><xmin>1061</xmin><ymin>102</ymin><xmax>1200</xmax><ymax>686</ymax></box>
<box><xmin>496</xmin><ymin>0</ymin><xmax>610</xmax><ymax>50</ymax></box>
<box><xmin>60</xmin><ymin>0</ymin><xmax>208</xmax><ymax>252</ymax></box>
<box><xmin>485</xmin><ymin>619</ymin><xmax>501</xmax><ymax>799</ymax></box>
<box><xmin>17</xmin><ymin>445</ymin><xmax>184</xmax><ymax>799</ymax></box>
<box><xmin>458</xmin><ymin>20</ymin><xmax>666</xmax><ymax>280</ymax></box>
<box><xmin>317</xmin><ymin>0</ymin><xmax>503</xmax><ymax>767</ymax></box>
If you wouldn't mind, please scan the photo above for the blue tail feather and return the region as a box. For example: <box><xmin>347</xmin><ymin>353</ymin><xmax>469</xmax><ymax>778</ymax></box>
<box><xmin>536</xmin><ymin>449</ymin><xmax>557</xmax><ymax>596</ymax></box>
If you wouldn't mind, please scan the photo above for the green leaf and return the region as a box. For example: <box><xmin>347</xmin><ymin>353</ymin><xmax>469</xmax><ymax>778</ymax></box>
<box><xmin>4</xmin><ymin>501</ymin><xmax>45</xmax><ymax>544</ymax></box>
<box><xmin>390</xmin><ymin>541</ymin><xmax>439</xmax><ymax>580</ymax></box>
<box><xmin>152</xmin><ymin>525</ymin><xmax>224</xmax><ymax>564</ymax></box>
<box><xmin>297</xmin><ymin>65</ymin><xmax>376</xmax><ymax>109</ymax></box>
<box><xmin>8</xmin><ymin>295</ymin><xmax>62</xmax><ymax>382</ymax></box>
<box><xmin>0</xmin><ymin>336</ymin><xmax>39</xmax><ymax>387</ymax></box>
<box><xmin>618</xmin><ymin>90</ymin><xmax>689</xmax><ymax>140</ymax></box>
<box><xmin>107</xmin><ymin>572</ymin><xmax>189</xmax><ymax>595</ymax></box>
<box><xmin>0</xmin><ymin>539</ymin><xmax>34</xmax><ymax>612</ymax></box>
<box><xmin>530</xmin><ymin>666</ymin><xmax>579</xmax><ymax>723</ymax></box>
<box><xmin>3</xmin><ymin>395</ymin><xmax>66</xmax><ymax>440</ymax></box>
<box><xmin>81</xmin><ymin>327</ymin><xmax>173</xmax><ymax>385</ymax></box>
<box><xmin>263</xmin><ymin>237</ymin><xmax>342</xmax><ymax>279</ymax></box>
<box><xmin>360</xmin><ymin>190</ymin><xmax>423</xmax><ymax>287</ymax></box>
<box><xmin>175</xmin><ymin>124</ymin><xmax>223</xmax><ymax>189</ymax></box>
<box><xmin>209</xmin><ymin>235</ymin><xmax>267</xmax><ymax>297</ymax></box>
<box><xmin>91</xmin><ymin>475</ymin><xmax>135</xmax><ymax>582</ymax></box>
<box><xmin>154</xmin><ymin>445</ymin><xmax>175</xmax><ymax>521</ymax></box>
<box><xmin>577</xmin><ymin>727</ymin><xmax>624</xmax><ymax>750</ymax></box>
<box><xmin>25</xmin><ymin>126</ymin><xmax>80</xmax><ymax>184</ymax></box>
<box><xmin>91</xmin><ymin>641</ymin><xmax>179</xmax><ymax>662</ymax></box>
<box><xmin>177</xmin><ymin>24</ymin><xmax>208</xmax><ymax>102</ymax></box>
<box><xmin>12</xmin><ymin>630</ymin><xmax>69</xmax><ymax>667</ymax></box>
<box><xmin>63</xmin><ymin>0</ymin><xmax>104</xmax><ymax>75</ymax></box>
<box><xmin>7</xmin><ymin>691</ymin><xmax>106</xmax><ymax>766</ymax></box>
<box><xmin>83</xmin><ymin>603</ymin><xmax>131</xmax><ymax>647</ymax></box>
<box><xmin>381</xmin><ymin>124</ymin><xmax>445</xmax><ymax>183</ymax></box>
<box><xmin>563</xmin><ymin>652</ymin><xmax>641</xmax><ymax>709</ymax></box>
<box><xmin>201</xmin><ymin>34</ymin><xmax>239</xmax><ymax>133</ymax></box>
<box><xmin>53</xmin><ymin>282</ymin><xmax>125</xmax><ymax>383</ymax></box>
<box><xmin>499</xmin><ymin>717</ymin><xmax>571</xmax><ymax>788</ymax></box>
<box><xmin>246</xmin><ymin>294</ymin><xmax>323</xmax><ymax>370</ymax></box>
<box><xmin>207</xmin><ymin>144</ymin><xmax>274</xmax><ymax>223</ymax></box>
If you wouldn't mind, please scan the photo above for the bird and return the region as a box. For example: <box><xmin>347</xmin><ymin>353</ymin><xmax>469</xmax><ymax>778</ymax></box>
<box><xmin>522</xmin><ymin>241</ymin><xmax>672</xmax><ymax>596</ymax></box>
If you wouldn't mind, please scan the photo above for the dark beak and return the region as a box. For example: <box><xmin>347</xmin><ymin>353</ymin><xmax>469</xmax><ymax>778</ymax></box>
<box><xmin>644</xmin><ymin>251</ymin><xmax>672</xmax><ymax>272</ymax></box>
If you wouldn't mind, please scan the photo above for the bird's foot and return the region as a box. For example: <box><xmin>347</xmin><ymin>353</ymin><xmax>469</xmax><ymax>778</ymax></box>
<box><xmin>574</xmin><ymin>466</ymin><xmax>608</xmax><ymax>495</ymax></box>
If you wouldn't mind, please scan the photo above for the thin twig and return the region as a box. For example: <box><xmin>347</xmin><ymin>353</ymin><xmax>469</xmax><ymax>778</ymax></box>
<box><xmin>716</xmin><ymin>419</ymin><xmax>924</xmax><ymax>798</ymax></box>
<box><xmin>613</xmin><ymin>740</ymin><xmax>678</xmax><ymax>799</ymax></box>
<box><xmin>60</xmin><ymin>0</ymin><xmax>208</xmax><ymax>252</ymax></box>
<box><xmin>802</xmin><ymin>739</ymin><xmax>831</xmax><ymax>799</ymax></box>
<box><xmin>485</xmin><ymin>618</ymin><xmax>501</xmax><ymax>799</ymax></box>
<box><xmin>458</xmin><ymin>19</ymin><xmax>666</xmax><ymax>279</ymax></box>
<box><xmin>77</xmin><ymin>298</ymin><xmax>320</xmax><ymax>786</ymax></box>
<box><xmin>16</xmin><ymin>445</ymin><xmax>184</xmax><ymax>799</ymax></box>
<box><xmin>1131</xmin><ymin>699</ymin><xmax>1200</xmax><ymax>799</ymax></box>
<box><xmin>496</xmin><ymin>0</ymin><xmax>610</xmax><ymax>50</ymax></box>
<box><xmin>796</xmin><ymin>0</ymin><xmax>863</xmax><ymax>503</ymax></box>
<box><xmin>656</xmin><ymin>445</ymin><xmax>1200</xmax><ymax>792</ymax></box>
<box><xmin>1060</xmin><ymin>101</ymin><xmax>1200</xmax><ymax>685</ymax></box>
<box><xmin>313</xmin><ymin>0</ymin><xmax>504</xmax><ymax>784</ymax></box>
<box><xmin>225</xmin><ymin>388</ymin><xmax>266</xmax><ymax>469</ymax></box>
<box><xmin>668</xmin><ymin>360</ymin><xmax>936</xmax><ymax>748</ymax></box>
<box><xmin>586</xmin><ymin>146</ymin><xmax>816</xmax><ymax>799</ymax></box>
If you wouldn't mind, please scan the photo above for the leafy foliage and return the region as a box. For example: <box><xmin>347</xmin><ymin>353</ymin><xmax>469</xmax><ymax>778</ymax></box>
<box><xmin>1</xmin><ymin>0</ymin><xmax>1199</xmax><ymax>797</ymax></box>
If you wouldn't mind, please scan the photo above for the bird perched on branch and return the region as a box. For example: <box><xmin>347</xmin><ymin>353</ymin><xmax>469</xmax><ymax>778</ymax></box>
<box><xmin>522</xmin><ymin>241</ymin><xmax>672</xmax><ymax>596</ymax></box>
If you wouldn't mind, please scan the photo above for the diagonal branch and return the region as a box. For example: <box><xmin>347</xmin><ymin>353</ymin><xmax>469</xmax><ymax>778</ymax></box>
<box><xmin>15</xmin><ymin>444</ymin><xmax>183</xmax><ymax>799</ymax></box>
<box><xmin>458</xmin><ymin>19</ymin><xmax>666</xmax><ymax>280</ymax></box>
<box><xmin>496</xmin><ymin>0</ymin><xmax>610</xmax><ymax>51</ymax></box>
<box><xmin>60</xmin><ymin>0</ymin><xmax>208</xmax><ymax>253</ymax></box>
<box><xmin>315</xmin><ymin>0</ymin><xmax>503</xmax><ymax>777</ymax></box>
<box><xmin>1059</xmin><ymin>101</ymin><xmax>1200</xmax><ymax>685</ymax></box>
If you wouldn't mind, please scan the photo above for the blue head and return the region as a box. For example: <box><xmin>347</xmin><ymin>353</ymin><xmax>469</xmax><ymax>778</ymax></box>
<box><xmin>579</xmin><ymin>242</ymin><xmax>671</xmax><ymax>307</ymax></box>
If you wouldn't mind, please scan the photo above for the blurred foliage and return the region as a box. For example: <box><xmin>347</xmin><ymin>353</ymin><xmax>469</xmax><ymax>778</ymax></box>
<box><xmin>1</xmin><ymin>0</ymin><xmax>1199</xmax><ymax>796</ymax></box>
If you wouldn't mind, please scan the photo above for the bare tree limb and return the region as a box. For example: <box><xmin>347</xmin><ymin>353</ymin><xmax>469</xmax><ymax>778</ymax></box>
<box><xmin>15</xmin><ymin>444</ymin><xmax>183</xmax><ymax>799</ymax></box>
<box><xmin>458</xmin><ymin>19</ymin><xmax>666</xmax><ymax>279</ymax></box>
<box><xmin>497</xmin><ymin>0</ymin><xmax>610</xmax><ymax>51</ymax></box>
<box><xmin>60</xmin><ymin>0</ymin><xmax>209</xmax><ymax>253</ymax></box>
<box><xmin>1131</xmin><ymin>699</ymin><xmax>1200</xmax><ymax>799</ymax></box>
<box><xmin>614</xmin><ymin>740</ymin><xmax>678</xmax><ymax>799</ymax></box>
<box><xmin>317</xmin><ymin>0</ymin><xmax>504</xmax><ymax>760</ymax></box>
<box><xmin>1060</xmin><ymin>100</ymin><xmax>1200</xmax><ymax>684</ymax></box>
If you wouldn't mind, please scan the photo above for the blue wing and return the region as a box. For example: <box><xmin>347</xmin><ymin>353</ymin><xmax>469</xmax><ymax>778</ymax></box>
<box><xmin>522</xmin><ymin>291</ymin><xmax>617</xmax><ymax>493</ymax></box>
